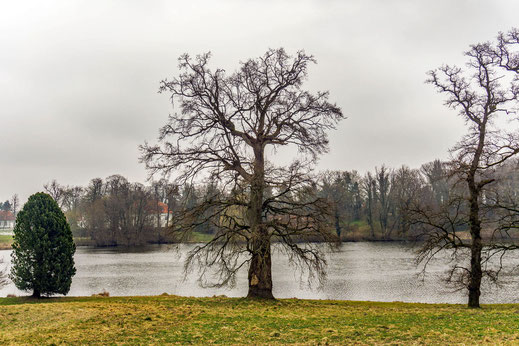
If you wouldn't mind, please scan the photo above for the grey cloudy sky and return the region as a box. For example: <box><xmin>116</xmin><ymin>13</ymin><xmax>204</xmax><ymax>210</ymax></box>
<box><xmin>1</xmin><ymin>0</ymin><xmax>518</xmax><ymax>203</ymax></box>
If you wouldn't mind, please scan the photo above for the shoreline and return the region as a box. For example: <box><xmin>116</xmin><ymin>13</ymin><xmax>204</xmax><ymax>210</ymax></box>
<box><xmin>2</xmin><ymin>293</ymin><xmax>519</xmax><ymax>306</ymax></box>
<box><xmin>2</xmin><ymin>237</ymin><xmax>519</xmax><ymax>250</ymax></box>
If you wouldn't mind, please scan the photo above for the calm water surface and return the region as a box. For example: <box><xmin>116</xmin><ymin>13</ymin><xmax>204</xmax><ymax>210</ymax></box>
<box><xmin>1</xmin><ymin>242</ymin><xmax>518</xmax><ymax>303</ymax></box>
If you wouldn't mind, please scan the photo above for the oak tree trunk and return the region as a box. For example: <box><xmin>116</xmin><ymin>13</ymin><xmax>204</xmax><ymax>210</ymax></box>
<box><xmin>247</xmin><ymin>237</ymin><xmax>274</xmax><ymax>299</ymax></box>
<box><xmin>467</xmin><ymin>177</ymin><xmax>483</xmax><ymax>308</ymax></box>
<box><xmin>246</xmin><ymin>146</ymin><xmax>274</xmax><ymax>299</ymax></box>
<box><xmin>468</xmin><ymin>235</ymin><xmax>482</xmax><ymax>308</ymax></box>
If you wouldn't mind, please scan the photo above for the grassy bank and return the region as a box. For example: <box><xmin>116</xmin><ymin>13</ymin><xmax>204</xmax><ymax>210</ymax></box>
<box><xmin>0</xmin><ymin>235</ymin><xmax>13</xmax><ymax>250</ymax></box>
<box><xmin>0</xmin><ymin>295</ymin><xmax>518</xmax><ymax>344</ymax></box>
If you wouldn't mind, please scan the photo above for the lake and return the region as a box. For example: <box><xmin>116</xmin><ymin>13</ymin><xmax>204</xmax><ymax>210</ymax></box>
<box><xmin>1</xmin><ymin>242</ymin><xmax>518</xmax><ymax>303</ymax></box>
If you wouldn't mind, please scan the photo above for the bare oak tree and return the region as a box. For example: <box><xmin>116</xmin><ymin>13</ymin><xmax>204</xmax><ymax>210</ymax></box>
<box><xmin>141</xmin><ymin>49</ymin><xmax>343</xmax><ymax>298</ymax></box>
<box><xmin>412</xmin><ymin>29</ymin><xmax>519</xmax><ymax>308</ymax></box>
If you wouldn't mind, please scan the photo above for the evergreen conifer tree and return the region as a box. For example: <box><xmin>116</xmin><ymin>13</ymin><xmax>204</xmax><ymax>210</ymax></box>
<box><xmin>10</xmin><ymin>192</ymin><xmax>76</xmax><ymax>297</ymax></box>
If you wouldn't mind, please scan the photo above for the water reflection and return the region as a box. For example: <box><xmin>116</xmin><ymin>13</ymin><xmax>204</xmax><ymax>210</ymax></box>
<box><xmin>0</xmin><ymin>242</ymin><xmax>518</xmax><ymax>303</ymax></box>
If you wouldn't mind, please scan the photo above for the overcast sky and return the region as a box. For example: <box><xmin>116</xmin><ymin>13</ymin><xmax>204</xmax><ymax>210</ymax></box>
<box><xmin>1</xmin><ymin>0</ymin><xmax>518</xmax><ymax>203</ymax></box>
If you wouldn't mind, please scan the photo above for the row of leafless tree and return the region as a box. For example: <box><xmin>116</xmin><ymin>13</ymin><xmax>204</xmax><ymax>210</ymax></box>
<box><xmin>43</xmin><ymin>175</ymin><xmax>240</xmax><ymax>246</ymax></box>
<box><xmin>45</xmin><ymin>159</ymin><xmax>504</xmax><ymax>245</ymax></box>
<box><xmin>319</xmin><ymin>165</ymin><xmax>429</xmax><ymax>240</ymax></box>
<box><xmin>321</xmin><ymin>158</ymin><xmax>519</xmax><ymax>240</ymax></box>
<box><xmin>43</xmin><ymin>177</ymin><xmax>177</xmax><ymax>246</ymax></box>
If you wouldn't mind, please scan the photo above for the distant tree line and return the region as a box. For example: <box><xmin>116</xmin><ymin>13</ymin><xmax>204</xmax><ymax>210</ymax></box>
<box><xmin>44</xmin><ymin>177</ymin><xmax>169</xmax><ymax>246</ymax></box>
<box><xmin>319</xmin><ymin>165</ymin><xmax>422</xmax><ymax>240</ymax></box>
<box><xmin>44</xmin><ymin>176</ymin><xmax>221</xmax><ymax>246</ymax></box>
<box><xmin>45</xmin><ymin>157</ymin><xmax>519</xmax><ymax>247</ymax></box>
<box><xmin>321</xmin><ymin>159</ymin><xmax>519</xmax><ymax>243</ymax></box>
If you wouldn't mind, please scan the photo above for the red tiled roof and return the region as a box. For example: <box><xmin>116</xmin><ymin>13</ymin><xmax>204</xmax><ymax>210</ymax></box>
<box><xmin>157</xmin><ymin>202</ymin><xmax>172</xmax><ymax>214</ymax></box>
<box><xmin>0</xmin><ymin>210</ymin><xmax>15</xmax><ymax>221</ymax></box>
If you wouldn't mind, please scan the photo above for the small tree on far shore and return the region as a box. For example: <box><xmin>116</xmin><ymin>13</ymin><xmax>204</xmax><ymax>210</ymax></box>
<box><xmin>10</xmin><ymin>192</ymin><xmax>76</xmax><ymax>298</ymax></box>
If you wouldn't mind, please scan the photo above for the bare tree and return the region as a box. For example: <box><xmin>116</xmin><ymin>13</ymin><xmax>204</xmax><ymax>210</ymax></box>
<box><xmin>375</xmin><ymin>166</ymin><xmax>393</xmax><ymax>239</ymax></box>
<box><xmin>390</xmin><ymin>166</ymin><xmax>424</xmax><ymax>236</ymax></box>
<box><xmin>83</xmin><ymin>178</ymin><xmax>105</xmax><ymax>245</ymax></box>
<box><xmin>162</xmin><ymin>182</ymin><xmax>179</xmax><ymax>241</ymax></box>
<box><xmin>319</xmin><ymin>171</ymin><xmax>361</xmax><ymax>239</ymax></box>
<box><xmin>362</xmin><ymin>167</ymin><xmax>397</xmax><ymax>239</ymax></box>
<box><xmin>363</xmin><ymin>172</ymin><xmax>377</xmax><ymax>239</ymax></box>
<box><xmin>412</xmin><ymin>30</ymin><xmax>519</xmax><ymax>308</ymax></box>
<box><xmin>495</xmin><ymin>28</ymin><xmax>519</xmax><ymax>74</ymax></box>
<box><xmin>61</xmin><ymin>186</ymin><xmax>83</xmax><ymax>212</ymax></box>
<box><xmin>421</xmin><ymin>160</ymin><xmax>450</xmax><ymax>207</ymax></box>
<box><xmin>141</xmin><ymin>49</ymin><xmax>343</xmax><ymax>298</ymax></box>
<box><xmin>123</xmin><ymin>183</ymin><xmax>153</xmax><ymax>246</ymax></box>
<box><xmin>10</xmin><ymin>194</ymin><xmax>19</xmax><ymax>217</ymax></box>
<box><xmin>44</xmin><ymin>180</ymin><xmax>66</xmax><ymax>208</ymax></box>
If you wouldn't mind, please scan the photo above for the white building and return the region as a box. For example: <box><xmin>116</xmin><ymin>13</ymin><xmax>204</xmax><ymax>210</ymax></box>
<box><xmin>153</xmin><ymin>202</ymin><xmax>173</xmax><ymax>228</ymax></box>
<box><xmin>0</xmin><ymin>211</ymin><xmax>15</xmax><ymax>229</ymax></box>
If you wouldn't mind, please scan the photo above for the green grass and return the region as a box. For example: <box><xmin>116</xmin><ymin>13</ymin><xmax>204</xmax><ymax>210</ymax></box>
<box><xmin>0</xmin><ymin>235</ymin><xmax>92</xmax><ymax>249</ymax></box>
<box><xmin>0</xmin><ymin>235</ymin><xmax>13</xmax><ymax>249</ymax></box>
<box><xmin>348</xmin><ymin>220</ymin><xmax>368</xmax><ymax>227</ymax></box>
<box><xmin>0</xmin><ymin>235</ymin><xmax>12</xmax><ymax>243</ymax></box>
<box><xmin>0</xmin><ymin>295</ymin><xmax>518</xmax><ymax>344</ymax></box>
<box><xmin>188</xmin><ymin>231</ymin><xmax>214</xmax><ymax>243</ymax></box>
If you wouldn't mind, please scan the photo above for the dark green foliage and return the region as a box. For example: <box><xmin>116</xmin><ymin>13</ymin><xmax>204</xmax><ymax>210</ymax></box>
<box><xmin>10</xmin><ymin>192</ymin><xmax>76</xmax><ymax>297</ymax></box>
<box><xmin>1</xmin><ymin>200</ymin><xmax>11</xmax><ymax>211</ymax></box>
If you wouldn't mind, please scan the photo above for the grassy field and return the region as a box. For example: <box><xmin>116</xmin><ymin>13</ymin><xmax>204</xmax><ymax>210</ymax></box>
<box><xmin>0</xmin><ymin>295</ymin><xmax>518</xmax><ymax>344</ymax></box>
<box><xmin>0</xmin><ymin>235</ymin><xmax>13</xmax><ymax>250</ymax></box>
